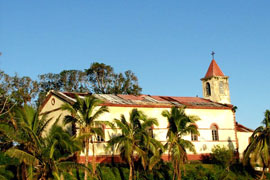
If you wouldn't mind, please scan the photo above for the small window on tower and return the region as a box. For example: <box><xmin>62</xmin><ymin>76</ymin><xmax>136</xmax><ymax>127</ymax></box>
<box><xmin>206</xmin><ymin>82</ymin><xmax>211</xmax><ymax>96</ymax></box>
<box><xmin>219</xmin><ymin>82</ymin><xmax>224</xmax><ymax>94</ymax></box>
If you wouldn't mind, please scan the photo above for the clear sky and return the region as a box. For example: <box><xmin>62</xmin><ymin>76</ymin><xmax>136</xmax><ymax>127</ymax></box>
<box><xmin>1</xmin><ymin>0</ymin><xmax>270</xmax><ymax>129</ymax></box>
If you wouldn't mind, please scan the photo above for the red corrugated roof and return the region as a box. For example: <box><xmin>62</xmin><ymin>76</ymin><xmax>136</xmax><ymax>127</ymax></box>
<box><xmin>47</xmin><ymin>91</ymin><xmax>233</xmax><ymax>110</ymax></box>
<box><xmin>117</xmin><ymin>94</ymin><xmax>146</xmax><ymax>100</ymax></box>
<box><xmin>169</xmin><ymin>97</ymin><xmax>210</xmax><ymax>103</ymax></box>
<box><xmin>204</xmin><ymin>59</ymin><xmax>224</xmax><ymax>78</ymax></box>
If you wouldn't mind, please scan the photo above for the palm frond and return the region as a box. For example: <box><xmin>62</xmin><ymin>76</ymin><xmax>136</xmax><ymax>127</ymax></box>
<box><xmin>36</xmin><ymin>116</ymin><xmax>54</xmax><ymax>137</ymax></box>
<box><xmin>63</xmin><ymin>115</ymin><xmax>77</xmax><ymax>125</ymax></box>
<box><xmin>91</xmin><ymin>106</ymin><xmax>109</xmax><ymax>121</ymax></box>
<box><xmin>5</xmin><ymin>148</ymin><xmax>39</xmax><ymax>165</ymax></box>
<box><xmin>90</xmin><ymin>127</ymin><xmax>104</xmax><ymax>137</ymax></box>
<box><xmin>57</xmin><ymin>161</ymin><xmax>91</xmax><ymax>173</ymax></box>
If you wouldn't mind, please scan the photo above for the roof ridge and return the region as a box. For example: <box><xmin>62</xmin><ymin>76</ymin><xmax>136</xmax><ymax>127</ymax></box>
<box><xmin>204</xmin><ymin>59</ymin><xmax>225</xmax><ymax>78</ymax></box>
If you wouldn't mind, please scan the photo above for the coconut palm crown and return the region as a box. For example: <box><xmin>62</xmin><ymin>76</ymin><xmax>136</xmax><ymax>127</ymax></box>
<box><xmin>107</xmin><ymin>108</ymin><xmax>163</xmax><ymax>180</ymax></box>
<box><xmin>162</xmin><ymin>106</ymin><xmax>200</xmax><ymax>180</ymax></box>
<box><xmin>61</xmin><ymin>95</ymin><xmax>109</xmax><ymax>180</ymax></box>
<box><xmin>244</xmin><ymin>109</ymin><xmax>270</xmax><ymax>180</ymax></box>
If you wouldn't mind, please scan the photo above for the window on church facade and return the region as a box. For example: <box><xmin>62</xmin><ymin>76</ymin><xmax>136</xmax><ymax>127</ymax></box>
<box><xmin>219</xmin><ymin>81</ymin><xmax>224</xmax><ymax>94</ymax></box>
<box><xmin>147</xmin><ymin>127</ymin><xmax>154</xmax><ymax>138</ymax></box>
<box><xmin>191</xmin><ymin>133</ymin><xmax>198</xmax><ymax>141</ymax></box>
<box><xmin>191</xmin><ymin>124</ymin><xmax>198</xmax><ymax>141</ymax></box>
<box><xmin>211</xmin><ymin>125</ymin><xmax>219</xmax><ymax>141</ymax></box>
<box><xmin>92</xmin><ymin>122</ymin><xmax>105</xmax><ymax>142</ymax></box>
<box><xmin>206</xmin><ymin>82</ymin><xmax>211</xmax><ymax>96</ymax></box>
<box><xmin>96</xmin><ymin>135</ymin><xmax>104</xmax><ymax>142</ymax></box>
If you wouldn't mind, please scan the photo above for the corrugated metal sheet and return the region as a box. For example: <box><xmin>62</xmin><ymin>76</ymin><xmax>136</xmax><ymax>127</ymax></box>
<box><xmin>55</xmin><ymin>91</ymin><xmax>231</xmax><ymax>109</ymax></box>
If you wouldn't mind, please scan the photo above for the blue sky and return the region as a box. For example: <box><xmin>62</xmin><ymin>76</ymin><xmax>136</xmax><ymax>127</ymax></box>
<box><xmin>1</xmin><ymin>0</ymin><xmax>270</xmax><ymax>129</ymax></box>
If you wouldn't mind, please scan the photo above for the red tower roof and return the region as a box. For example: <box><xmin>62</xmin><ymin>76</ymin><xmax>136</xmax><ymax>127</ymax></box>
<box><xmin>204</xmin><ymin>59</ymin><xmax>224</xmax><ymax>78</ymax></box>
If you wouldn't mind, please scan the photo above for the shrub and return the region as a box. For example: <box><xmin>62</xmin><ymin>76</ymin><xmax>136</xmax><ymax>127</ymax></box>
<box><xmin>210</xmin><ymin>145</ymin><xmax>234</xmax><ymax>168</ymax></box>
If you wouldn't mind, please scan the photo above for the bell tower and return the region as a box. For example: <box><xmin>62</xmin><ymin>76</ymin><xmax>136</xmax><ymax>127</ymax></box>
<box><xmin>201</xmin><ymin>55</ymin><xmax>231</xmax><ymax>104</ymax></box>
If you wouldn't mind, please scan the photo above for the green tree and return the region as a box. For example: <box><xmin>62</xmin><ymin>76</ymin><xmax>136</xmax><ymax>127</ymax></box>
<box><xmin>61</xmin><ymin>95</ymin><xmax>109</xmax><ymax>180</ymax></box>
<box><xmin>86</xmin><ymin>62</ymin><xmax>142</xmax><ymax>95</ymax></box>
<box><xmin>86</xmin><ymin>62</ymin><xmax>114</xmax><ymax>94</ymax></box>
<box><xmin>107</xmin><ymin>109</ymin><xmax>162</xmax><ymax>180</ymax></box>
<box><xmin>111</xmin><ymin>70</ymin><xmax>142</xmax><ymax>95</ymax></box>
<box><xmin>0</xmin><ymin>70</ymin><xmax>39</xmax><ymax>106</ymax></box>
<box><xmin>38</xmin><ymin>70</ymin><xmax>89</xmax><ymax>105</ymax></box>
<box><xmin>244</xmin><ymin>109</ymin><xmax>270</xmax><ymax>180</ymax></box>
<box><xmin>162</xmin><ymin>106</ymin><xmax>200</xmax><ymax>180</ymax></box>
<box><xmin>0</xmin><ymin>105</ymin><xmax>85</xmax><ymax>180</ymax></box>
<box><xmin>38</xmin><ymin>63</ymin><xmax>142</xmax><ymax>104</ymax></box>
<box><xmin>10</xmin><ymin>75</ymin><xmax>39</xmax><ymax>105</ymax></box>
<box><xmin>0</xmin><ymin>70</ymin><xmax>12</xmax><ymax>97</ymax></box>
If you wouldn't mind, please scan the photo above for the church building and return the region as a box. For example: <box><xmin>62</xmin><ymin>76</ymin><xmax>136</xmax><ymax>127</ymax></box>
<box><xmin>40</xmin><ymin>58</ymin><xmax>253</xmax><ymax>163</ymax></box>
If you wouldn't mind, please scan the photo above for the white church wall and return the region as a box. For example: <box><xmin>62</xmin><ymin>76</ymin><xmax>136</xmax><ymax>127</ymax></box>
<box><xmin>237</xmin><ymin>131</ymin><xmax>253</xmax><ymax>158</ymax></box>
<box><xmin>77</xmin><ymin>106</ymin><xmax>237</xmax><ymax>157</ymax></box>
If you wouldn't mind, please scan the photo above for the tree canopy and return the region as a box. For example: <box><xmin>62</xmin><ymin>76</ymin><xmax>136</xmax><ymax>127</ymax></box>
<box><xmin>86</xmin><ymin>62</ymin><xmax>142</xmax><ymax>95</ymax></box>
<box><xmin>0</xmin><ymin>62</ymin><xmax>142</xmax><ymax>107</ymax></box>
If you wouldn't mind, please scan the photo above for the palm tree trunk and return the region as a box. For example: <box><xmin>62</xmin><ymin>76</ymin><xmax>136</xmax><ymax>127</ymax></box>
<box><xmin>84</xmin><ymin>137</ymin><xmax>89</xmax><ymax>180</ymax></box>
<box><xmin>60</xmin><ymin>173</ymin><xmax>64</xmax><ymax>180</ymax></box>
<box><xmin>260</xmin><ymin>167</ymin><xmax>265</xmax><ymax>180</ymax></box>
<box><xmin>177</xmin><ymin>167</ymin><xmax>181</xmax><ymax>180</ymax></box>
<box><xmin>260</xmin><ymin>171</ymin><xmax>265</xmax><ymax>180</ymax></box>
<box><xmin>168</xmin><ymin>146</ymin><xmax>172</xmax><ymax>161</ymax></box>
<box><xmin>129</xmin><ymin>161</ymin><xmax>133</xmax><ymax>180</ymax></box>
<box><xmin>92</xmin><ymin>140</ymin><xmax>96</xmax><ymax>176</ymax></box>
<box><xmin>177</xmin><ymin>162</ymin><xmax>181</xmax><ymax>180</ymax></box>
<box><xmin>183</xmin><ymin>163</ymin><xmax>186</xmax><ymax>177</ymax></box>
<box><xmin>21</xmin><ymin>162</ymin><xmax>27</xmax><ymax>180</ymax></box>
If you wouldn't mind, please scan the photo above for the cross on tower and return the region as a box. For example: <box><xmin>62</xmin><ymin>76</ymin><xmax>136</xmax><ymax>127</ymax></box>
<box><xmin>211</xmin><ymin>51</ymin><xmax>215</xmax><ymax>59</ymax></box>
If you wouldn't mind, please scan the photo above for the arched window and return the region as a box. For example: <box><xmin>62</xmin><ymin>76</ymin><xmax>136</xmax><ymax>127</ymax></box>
<box><xmin>211</xmin><ymin>125</ymin><xmax>219</xmax><ymax>141</ymax></box>
<box><xmin>219</xmin><ymin>81</ymin><xmax>224</xmax><ymax>94</ymax></box>
<box><xmin>206</xmin><ymin>82</ymin><xmax>211</xmax><ymax>96</ymax></box>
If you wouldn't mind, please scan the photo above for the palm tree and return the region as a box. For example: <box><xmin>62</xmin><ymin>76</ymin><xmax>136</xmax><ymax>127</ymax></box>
<box><xmin>0</xmin><ymin>105</ymin><xmax>86</xmax><ymax>180</ymax></box>
<box><xmin>162</xmin><ymin>106</ymin><xmax>200</xmax><ymax>180</ymax></box>
<box><xmin>107</xmin><ymin>108</ymin><xmax>162</xmax><ymax>180</ymax></box>
<box><xmin>244</xmin><ymin>109</ymin><xmax>270</xmax><ymax>180</ymax></box>
<box><xmin>6</xmin><ymin>120</ymin><xmax>85</xmax><ymax>180</ymax></box>
<box><xmin>61</xmin><ymin>95</ymin><xmax>109</xmax><ymax>180</ymax></box>
<box><xmin>0</xmin><ymin>105</ymin><xmax>53</xmax><ymax>179</ymax></box>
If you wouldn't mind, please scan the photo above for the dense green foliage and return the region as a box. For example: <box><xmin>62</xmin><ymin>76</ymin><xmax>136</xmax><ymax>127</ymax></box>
<box><xmin>0</xmin><ymin>105</ymin><xmax>86</xmax><ymax>179</ymax></box>
<box><xmin>60</xmin><ymin>163</ymin><xmax>256</xmax><ymax>180</ymax></box>
<box><xmin>209</xmin><ymin>145</ymin><xmax>234</xmax><ymax>169</ymax></box>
